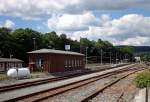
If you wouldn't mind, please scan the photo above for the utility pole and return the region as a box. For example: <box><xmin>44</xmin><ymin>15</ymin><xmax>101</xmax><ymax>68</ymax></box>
<box><xmin>100</xmin><ymin>49</ymin><xmax>103</xmax><ymax>64</ymax></box>
<box><xmin>116</xmin><ymin>52</ymin><xmax>117</xmax><ymax>64</ymax></box>
<box><xmin>86</xmin><ymin>47</ymin><xmax>88</xmax><ymax>65</ymax></box>
<box><xmin>80</xmin><ymin>36</ymin><xmax>82</xmax><ymax>53</ymax></box>
<box><xmin>109</xmin><ymin>52</ymin><xmax>111</xmax><ymax>64</ymax></box>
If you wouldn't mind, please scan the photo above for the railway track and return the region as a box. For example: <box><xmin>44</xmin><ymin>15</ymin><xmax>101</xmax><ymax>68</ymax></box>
<box><xmin>1</xmin><ymin>64</ymin><xmax>144</xmax><ymax>102</ymax></box>
<box><xmin>0</xmin><ymin>63</ymin><xmax>128</xmax><ymax>92</ymax></box>
<box><xmin>80</xmin><ymin>70</ymin><xmax>139</xmax><ymax>102</ymax></box>
<box><xmin>0</xmin><ymin>71</ymin><xmax>91</xmax><ymax>92</ymax></box>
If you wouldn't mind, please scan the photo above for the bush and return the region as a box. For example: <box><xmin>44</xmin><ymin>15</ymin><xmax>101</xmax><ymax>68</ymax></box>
<box><xmin>134</xmin><ymin>70</ymin><xmax>150</xmax><ymax>88</ymax></box>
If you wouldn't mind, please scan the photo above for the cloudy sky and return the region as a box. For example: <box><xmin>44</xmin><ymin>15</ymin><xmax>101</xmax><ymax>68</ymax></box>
<box><xmin>0</xmin><ymin>0</ymin><xmax>150</xmax><ymax>46</ymax></box>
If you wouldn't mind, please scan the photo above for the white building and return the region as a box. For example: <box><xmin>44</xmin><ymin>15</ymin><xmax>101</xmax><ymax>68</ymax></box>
<box><xmin>134</xmin><ymin>57</ymin><xmax>141</xmax><ymax>63</ymax></box>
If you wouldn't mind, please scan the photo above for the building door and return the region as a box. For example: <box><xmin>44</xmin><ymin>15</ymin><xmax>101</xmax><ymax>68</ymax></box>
<box><xmin>36</xmin><ymin>58</ymin><xmax>44</xmax><ymax>71</ymax></box>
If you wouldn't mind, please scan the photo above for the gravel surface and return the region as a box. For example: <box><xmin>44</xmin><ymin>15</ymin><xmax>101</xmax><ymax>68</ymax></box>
<box><xmin>41</xmin><ymin>65</ymin><xmax>146</xmax><ymax>102</ymax></box>
<box><xmin>41</xmin><ymin>72</ymin><xmax>131</xmax><ymax>102</ymax></box>
<box><xmin>91</xmin><ymin>70</ymin><xmax>142</xmax><ymax>102</ymax></box>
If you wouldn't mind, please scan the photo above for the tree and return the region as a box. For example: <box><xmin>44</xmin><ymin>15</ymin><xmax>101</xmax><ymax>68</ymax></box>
<box><xmin>0</xmin><ymin>27</ymin><xmax>17</xmax><ymax>57</ymax></box>
<box><xmin>0</xmin><ymin>27</ymin><xmax>135</xmax><ymax>65</ymax></box>
<box><xmin>58</xmin><ymin>34</ymin><xmax>68</xmax><ymax>50</ymax></box>
<box><xmin>11</xmin><ymin>28</ymin><xmax>44</xmax><ymax>64</ymax></box>
<box><xmin>43</xmin><ymin>31</ymin><xmax>59</xmax><ymax>49</ymax></box>
<box><xmin>118</xmin><ymin>46</ymin><xmax>135</xmax><ymax>61</ymax></box>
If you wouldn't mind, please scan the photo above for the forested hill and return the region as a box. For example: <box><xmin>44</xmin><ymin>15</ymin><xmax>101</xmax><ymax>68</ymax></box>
<box><xmin>117</xmin><ymin>46</ymin><xmax>150</xmax><ymax>54</ymax></box>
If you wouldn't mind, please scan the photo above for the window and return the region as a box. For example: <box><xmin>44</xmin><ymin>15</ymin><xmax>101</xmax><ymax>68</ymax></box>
<box><xmin>0</xmin><ymin>63</ymin><xmax>3</xmax><ymax>68</ymax></box>
<box><xmin>74</xmin><ymin>60</ymin><xmax>76</xmax><ymax>67</ymax></box>
<box><xmin>36</xmin><ymin>58</ymin><xmax>44</xmax><ymax>68</ymax></box>
<box><xmin>65</xmin><ymin>60</ymin><xmax>68</xmax><ymax>68</ymax></box>
<box><xmin>80</xmin><ymin>60</ymin><xmax>82</xmax><ymax>66</ymax></box>
<box><xmin>72</xmin><ymin>60</ymin><xmax>74</xmax><ymax>67</ymax></box>
<box><xmin>78</xmin><ymin>60</ymin><xmax>79</xmax><ymax>66</ymax></box>
<box><xmin>69</xmin><ymin>60</ymin><xmax>71</xmax><ymax>67</ymax></box>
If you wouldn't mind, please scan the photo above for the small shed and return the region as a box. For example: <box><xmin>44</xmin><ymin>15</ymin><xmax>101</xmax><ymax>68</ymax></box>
<box><xmin>0</xmin><ymin>58</ymin><xmax>23</xmax><ymax>72</ymax></box>
<box><xmin>28</xmin><ymin>49</ymin><xmax>85</xmax><ymax>73</ymax></box>
<box><xmin>135</xmin><ymin>57</ymin><xmax>141</xmax><ymax>63</ymax></box>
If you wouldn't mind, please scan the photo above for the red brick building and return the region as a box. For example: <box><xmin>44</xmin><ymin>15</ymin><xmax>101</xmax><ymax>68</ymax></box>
<box><xmin>28</xmin><ymin>49</ymin><xmax>85</xmax><ymax>73</ymax></box>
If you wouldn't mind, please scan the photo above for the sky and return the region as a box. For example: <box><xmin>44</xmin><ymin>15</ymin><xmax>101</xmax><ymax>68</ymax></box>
<box><xmin>0</xmin><ymin>0</ymin><xmax>150</xmax><ymax>46</ymax></box>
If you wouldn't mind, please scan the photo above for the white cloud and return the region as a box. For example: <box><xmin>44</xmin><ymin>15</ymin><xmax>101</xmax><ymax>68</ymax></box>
<box><xmin>60</xmin><ymin>14</ymin><xmax>150</xmax><ymax>46</ymax></box>
<box><xmin>0</xmin><ymin>0</ymin><xmax>80</xmax><ymax>20</ymax></box>
<box><xmin>0</xmin><ymin>0</ymin><xmax>150</xmax><ymax>46</ymax></box>
<box><xmin>0</xmin><ymin>0</ymin><xmax>149</xmax><ymax>19</ymax></box>
<box><xmin>3</xmin><ymin>20</ymin><xmax>15</xmax><ymax>28</ymax></box>
<box><xmin>47</xmin><ymin>12</ymin><xmax>100</xmax><ymax>31</ymax></box>
<box><xmin>0</xmin><ymin>20</ymin><xmax>15</xmax><ymax>29</ymax></box>
<box><xmin>118</xmin><ymin>36</ymin><xmax>150</xmax><ymax>46</ymax></box>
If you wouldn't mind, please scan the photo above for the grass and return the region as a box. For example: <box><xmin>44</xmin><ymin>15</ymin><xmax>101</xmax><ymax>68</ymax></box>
<box><xmin>0</xmin><ymin>73</ymin><xmax>11</xmax><ymax>81</ymax></box>
<box><xmin>30</xmin><ymin>71</ymin><xmax>49</xmax><ymax>79</ymax></box>
<box><xmin>0</xmin><ymin>71</ymin><xmax>48</xmax><ymax>81</ymax></box>
<box><xmin>134</xmin><ymin>69</ymin><xmax>150</xmax><ymax>88</ymax></box>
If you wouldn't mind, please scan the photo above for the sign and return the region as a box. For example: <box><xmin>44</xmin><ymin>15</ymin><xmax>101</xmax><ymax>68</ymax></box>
<box><xmin>65</xmin><ymin>45</ymin><xmax>70</xmax><ymax>51</ymax></box>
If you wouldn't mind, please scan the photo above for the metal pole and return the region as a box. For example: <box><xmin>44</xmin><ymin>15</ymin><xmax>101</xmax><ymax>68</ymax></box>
<box><xmin>110</xmin><ymin>52</ymin><xmax>111</xmax><ymax>64</ymax></box>
<box><xmin>100</xmin><ymin>49</ymin><xmax>103</xmax><ymax>64</ymax></box>
<box><xmin>16</xmin><ymin>68</ymin><xmax>18</xmax><ymax>80</ymax></box>
<box><xmin>33</xmin><ymin>38</ymin><xmax>36</xmax><ymax>50</ymax></box>
<box><xmin>86</xmin><ymin>47</ymin><xmax>88</xmax><ymax>65</ymax></box>
<box><xmin>120</xmin><ymin>53</ymin><xmax>121</xmax><ymax>63</ymax></box>
<box><xmin>80</xmin><ymin>37</ymin><xmax>81</xmax><ymax>53</ymax></box>
<box><xmin>116</xmin><ymin>53</ymin><xmax>117</xmax><ymax>64</ymax></box>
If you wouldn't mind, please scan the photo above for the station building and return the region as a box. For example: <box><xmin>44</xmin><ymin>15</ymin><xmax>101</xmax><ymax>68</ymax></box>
<box><xmin>28</xmin><ymin>49</ymin><xmax>85</xmax><ymax>73</ymax></box>
<box><xmin>0</xmin><ymin>58</ymin><xmax>23</xmax><ymax>72</ymax></box>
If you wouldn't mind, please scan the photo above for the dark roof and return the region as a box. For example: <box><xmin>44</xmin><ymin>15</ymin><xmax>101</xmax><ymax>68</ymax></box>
<box><xmin>28</xmin><ymin>49</ymin><xmax>84</xmax><ymax>56</ymax></box>
<box><xmin>0</xmin><ymin>58</ymin><xmax>23</xmax><ymax>63</ymax></box>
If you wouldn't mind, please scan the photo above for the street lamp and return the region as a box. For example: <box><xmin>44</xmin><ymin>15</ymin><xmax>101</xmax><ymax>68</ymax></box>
<box><xmin>33</xmin><ymin>38</ymin><xmax>36</xmax><ymax>50</ymax></box>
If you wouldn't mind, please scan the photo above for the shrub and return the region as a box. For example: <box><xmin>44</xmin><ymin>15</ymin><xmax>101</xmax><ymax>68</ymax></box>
<box><xmin>134</xmin><ymin>70</ymin><xmax>150</xmax><ymax>88</ymax></box>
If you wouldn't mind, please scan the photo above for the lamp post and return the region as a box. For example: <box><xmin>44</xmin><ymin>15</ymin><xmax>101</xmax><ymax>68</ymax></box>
<box><xmin>33</xmin><ymin>38</ymin><xmax>36</xmax><ymax>50</ymax></box>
